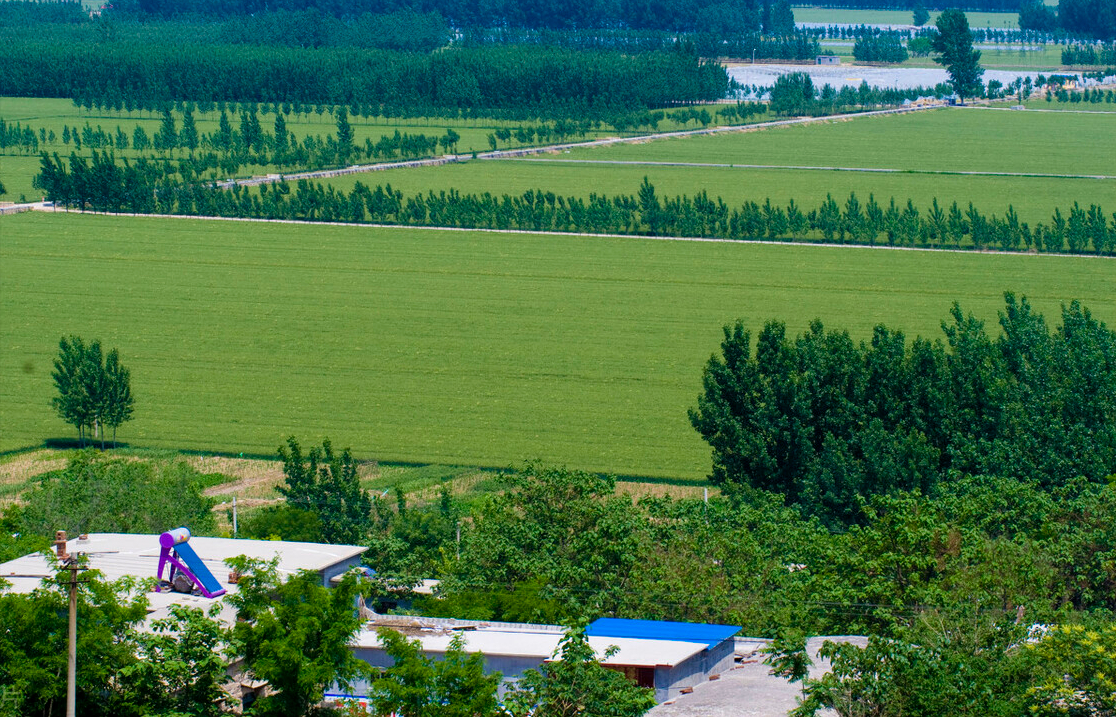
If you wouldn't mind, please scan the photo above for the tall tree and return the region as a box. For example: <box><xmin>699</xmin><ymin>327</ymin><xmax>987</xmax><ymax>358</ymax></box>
<box><xmin>51</xmin><ymin>336</ymin><xmax>134</xmax><ymax>448</ymax></box>
<box><xmin>277</xmin><ymin>436</ymin><xmax>372</xmax><ymax>545</ymax></box>
<box><xmin>931</xmin><ymin>9</ymin><xmax>984</xmax><ymax>103</ymax></box>
<box><xmin>225</xmin><ymin>558</ymin><xmax>369</xmax><ymax>717</ymax></box>
<box><xmin>371</xmin><ymin>628</ymin><xmax>502</xmax><ymax>717</ymax></box>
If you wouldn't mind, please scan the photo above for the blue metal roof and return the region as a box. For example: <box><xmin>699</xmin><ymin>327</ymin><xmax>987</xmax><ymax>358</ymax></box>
<box><xmin>585</xmin><ymin>618</ymin><xmax>740</xmax><ymax>647</ymax></box>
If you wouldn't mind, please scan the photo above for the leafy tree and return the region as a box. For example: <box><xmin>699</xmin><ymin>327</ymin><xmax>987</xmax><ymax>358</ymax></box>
<box><xmin>504</xmin><ymin>625</ymin><xmax>656</xmax><ymax>717</ymax></box>
<box><xmin>448</xmin><ymin>462</ymin><xmax>646</xmax><ymax>619</ymax></box>
<box><xmin>155</xmin><ymin>108</ymin><xmax>177</xmax><ymax>152</ymax></box>
<box><xmin>51</xmin><ymin>336</ymin><xmax>134</xmax><ymax>448</ymax></box>
<box><xmin>277</xmin><ymin>436</ymin><xmax>373</xmax><ymax>545</ymax></box>
<box><xmin>1018</xmin><ymin>0</ymin><xmax>1057</xmax><ymax>31</ymax></box>
<box><xmin>792</xmin><ymin>611</ymin><xmax>1030</xmax><ymax>717</ymax></box>
<box><xmin>931</xmin><ymin>9</ymin><xmax>984</xmax><ymax>103</ymax></box>
<box><xmin>120</xmin><ymin>604</ymin><xmax>229</xmax><ymax>717</ymax></box>
<box><xmin>370</xmin><ymin>628</ymin><xmax>502</xmax><ymax>716</ymax></box>
<box><xmin>101</xmin><ymin>348</ymin><xmax>134</xmax><ymax>447</ymax></box>
<box><xmin>0</xmin><ymin>559</ymin><xmax>149</xmax><ymax>717</ymax></box>
<box><xmin>335</xmin><ymin>105</ymin><xmax>353</xmax><ymax>164</ymax></box>
<box><xmin>225</xmin><ymin>557</ymin><xmax>369</xmax><ymax>717</ymax></box>
<box><xmin>179</xmin><ymin>108</ymin><xmax>199</xmax><ymax>152</ymax></box>
<box><xmin>912</xmin><ymin>4</ymin><xmax>930</xmax><ymax>26</ymax></box>
<box><xmin>18</xmin><ymin>451</ymin><xmax>216</xmax><ymax>536</ymax></box>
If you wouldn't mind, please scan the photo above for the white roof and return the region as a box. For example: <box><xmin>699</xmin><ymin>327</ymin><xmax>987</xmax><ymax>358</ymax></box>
<box><xmin>0</xmin><ymin>533</ymin><xmax>366</xmax><ymax>625</ymax></box>
<box><xmin>353</xmin><ymin>626</ymin><xmax>708</xmax><ymax>668</ymax></box>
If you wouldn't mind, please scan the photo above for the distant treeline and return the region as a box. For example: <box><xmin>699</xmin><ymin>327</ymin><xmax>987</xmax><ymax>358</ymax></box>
<box><xmin>0</xmin><ymin>0</ymin><xmax>797</xmax><ymax>34</ymax></box>
<box><xmin>32</xmin><ymin>159</ymin><xmax>1116</xmax><ymax>255</ymax></box>
<box><xmin>460</xmin><ymin>28</ymin><xmax>821</xmax><ymax>60</ymax></box>
<box><xmin>768</xmin><ymin>74</ymin><xmax>952</xmax><ymax>115</ymax></box>
<box><xmin>853</xmin><ymin>33</ymin><xmax>909</xmax><ymax>63</ymax></box>
<box><xmin>0</xmin><ymin>42</ymin><xmax>729</xmax><ymax>119</ymax></box>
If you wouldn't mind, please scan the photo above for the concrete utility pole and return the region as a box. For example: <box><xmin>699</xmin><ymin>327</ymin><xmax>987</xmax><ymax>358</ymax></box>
<box><xmin>54</xmin><ymin>531</ymin><xmax>85</xmax><ymax>717</ymax></box>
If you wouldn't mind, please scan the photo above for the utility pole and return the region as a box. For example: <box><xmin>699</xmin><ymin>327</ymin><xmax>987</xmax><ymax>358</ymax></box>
<box><xmin>54</xmin><ymin>530</ymin><xmax>86</xmax><ymax>717</ymax></box>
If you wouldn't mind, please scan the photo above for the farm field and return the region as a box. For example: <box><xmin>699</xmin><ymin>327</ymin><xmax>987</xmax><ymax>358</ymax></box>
<box><xmin>792</xmin><ymin>7</ymin><xmax>1020</xmax><ymax>28</ymax></box>
<box><xmin>315</xmin><ymin>158</ymin><xmax>1107</xmax><ymax>225</ymax></box>
<box><xmin>559</xmin><ymin>108</ymin><xmax>1116</xmax><ymax>176</ymax></box>
<box><xmin>2</xmin><ymin>212</ymin><xmax>1112</xmax><ymax>479</ymax></box>
<box><xmin>304</xmin><ymin>107</ymin><xmax>1116</xmax><ymax>223</ymax></box>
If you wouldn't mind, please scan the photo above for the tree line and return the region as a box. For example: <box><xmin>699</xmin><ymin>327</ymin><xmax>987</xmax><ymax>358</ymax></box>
<box><xmin>0</xmin><ymin>41</ymin><xmax>729</xmax><ymax>120</ymax></box>
<box><xmin>767</xmin><ymin>74</ymin><xmax>953</xmax><ymax>115</ymax></box>
<box><xmin>33</xmin><ymin>159</ymin><xmax>1116</xmax><ymax>255</ymax></box>
<box><xmin>690</xmin><ymin>294</ymin><xmax>1116</xmax><ymax>527</ymax></box>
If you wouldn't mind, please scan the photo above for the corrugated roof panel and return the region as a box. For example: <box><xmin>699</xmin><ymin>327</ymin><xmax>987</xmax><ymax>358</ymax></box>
<box><xmin>586</xmin><ymin>618</ymin><xmax>741</xmax><ymax>647</ymax></box>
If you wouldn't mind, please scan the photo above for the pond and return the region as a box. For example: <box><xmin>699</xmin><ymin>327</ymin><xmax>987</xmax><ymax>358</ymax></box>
<box><xmin>728</xmin><ymin>63</ymin><xmax>1045</xmax><ymax>92</ymax></box>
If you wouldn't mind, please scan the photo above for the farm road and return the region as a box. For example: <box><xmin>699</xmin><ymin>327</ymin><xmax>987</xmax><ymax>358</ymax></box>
<box><xmin>218</xmin><ymin>104</ymin><xmax>943</xmax><ymax>189</ymax></box>
<box><xmin>502</xmin><ymin>157</ymin><xmax>1116</xmax><ymax>181</ymax></box>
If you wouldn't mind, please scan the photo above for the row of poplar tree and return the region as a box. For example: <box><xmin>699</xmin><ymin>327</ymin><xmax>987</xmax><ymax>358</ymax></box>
<box><xmin>32</xmin><ymin>154</ymin><xmax>1116</xmax><ymax>255</ymax></box>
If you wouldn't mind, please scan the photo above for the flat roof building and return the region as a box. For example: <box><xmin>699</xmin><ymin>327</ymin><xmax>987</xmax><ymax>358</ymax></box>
<box><xmin>341</xmin><ymin>615</ymin><xmax>740</xmax><ymax>704</ymax></box>
<box><xmin>0</xmin><ymin>532</ymin><xmax>366</xmax><ymax>625</ymax></box>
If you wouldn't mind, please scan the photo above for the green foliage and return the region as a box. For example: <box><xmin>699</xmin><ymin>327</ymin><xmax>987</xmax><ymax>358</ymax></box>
<box><xmin>793</xmin><ymin>611</ymin><xmax>1030</xmax><ymax>717</ymax></box>
<box><xmin>932</xmin><ymin>9</ymin><xmax>984</xmax><ymax>102</ymax></box>
<box><xmin>1023</xmin><ymin>622</ymin><xmax>1116</xmax><ymax>714</ymax></box>
<box><xmin>278</xmin><ymin>436</ymin><xmax>373</xmax><ymax>545</ymax></box>
<box><xmin>447</xmin><ymin>462</ymin><xmax>646</xmax><ymax>619</ymax></box>
<box><xmin>51</xmin><ymin>335</ymin><xmax>135</xmax><ymax>447</ymax></box>
<box><xmin>225</xmin><ymin>557</ymin><xmax>370</xmax><ymax>717</ymax></box>
<box><xmin>18</xmin><ymin>450</ymin><xmax>216</xmax><ymax>536</ymax></box>
<box><xmin>119</xmin><ymin>604</ymin><xmax>229</xmax><ymax>717</ymax></box>
<box><xmin>365</xmin><ymin>486</ymin><xmax>460</xmax><ymax>579</ymax></box>
<box><xmin>504</xmin><ymin>625</ymin><xmax>656</xmax><ymax>717</ymax></box>
<box><xmin>240</xmin><ymin>504</ymin><xmax>324</xmax><ymax>543</ymax></box>
<box><xmin>912</xmin><ymin>4</ymin><xmax>930</xmax><ymax>26</ymax></box>
<box><xmin>0</xmin><ymin>561</ymin><xmax>149</xmax><ymax>717</ymax></box>
<box><xmin>689</xmin><ymin>295</ymin><xmax>1116</xmax><ymax>527</ymax></box>
<box><xmin>370</xmin><ymin>628</ymin><xmax>502</xmax><ymax>717</ymax></box>
<box><xmin>763</xmin><ymin>630</ymin><xmax>812</xmax><ymax>684</ymax></box>
<box><xmin>0</xmin><ymin>505</ymin><xmax>49</xmax><ymax>563</ymax></box>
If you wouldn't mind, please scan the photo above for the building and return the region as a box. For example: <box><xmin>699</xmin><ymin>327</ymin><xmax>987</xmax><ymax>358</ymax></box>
<box><xmin>341</xmin><ymin>615</ymin><xmax>741</xmax><ymax>704</ymax></box>
<box><xmin>0</xmin><ymin>531</ymin><xmax>366</xmax><ymax>625</ymax></box>
<box><xmin>816</xmin><ymin>55</ymin><xmax>841</xmax><ymax>65</ymax></box>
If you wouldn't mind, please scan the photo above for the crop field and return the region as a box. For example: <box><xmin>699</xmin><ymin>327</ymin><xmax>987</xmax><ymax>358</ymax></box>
<box><xmin>2</xmin><ymin>212</ymin><xmax>1112</xmax><ymax>479</ymax></box>
<box><xmin>306</xmin><ymin>108</ymin><xmax>1116</xmax><ymax>223</ymax></box>
<box><xmin>0</xmin><ymin>97</ymin><xmax>762</xmax><ymax>201</ymax></box>
<box><xmin>791</xmin><ymin>7</ymin><xmax>1020</xmax><ymax>28</ymax></box>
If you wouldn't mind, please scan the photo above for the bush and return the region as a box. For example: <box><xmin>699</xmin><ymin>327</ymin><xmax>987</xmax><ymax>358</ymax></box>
<box><xmin>19</xmin><ymin>451</ymin><xmax>217</xmax><ymax>536</ymax></box>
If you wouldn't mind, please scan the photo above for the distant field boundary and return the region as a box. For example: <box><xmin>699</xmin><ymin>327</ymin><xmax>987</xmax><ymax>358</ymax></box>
<box><xmin>19</xmin><ymin>205</ymin><xmax>1113</xmax><ymax>260</ymax></box>
<box><xmin>218</xmin><ymin>104</ymin><xmax>943</xmax><ymax>189</ymax></box>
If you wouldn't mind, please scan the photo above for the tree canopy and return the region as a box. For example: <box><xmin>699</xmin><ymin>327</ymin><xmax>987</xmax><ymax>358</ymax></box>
<box><xmin>689</xmin><ymin>295</ymin><xmax>1116</xmax><ymax>527</ymax></box>
<box><xmin>931</xmin><ymin>9</ymin><xmax>984</xmax><ymax>102</ymax></box>
<box><xmin>51</xmin><ymin>335</ymin><xmax>134</xmax><ymax>448</ymax></box>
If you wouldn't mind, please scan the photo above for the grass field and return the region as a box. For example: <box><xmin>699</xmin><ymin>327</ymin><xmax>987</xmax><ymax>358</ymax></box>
<box><xmin>792</xmin><ymin>7</ymin><xmax>1020</xmax><ymax>28</ymax></box>
<box><xmin>2</xmin><ymin>212</ymin><xmax>1112</xmax><ymax>479</ymax></box>
<box><xmin>307</xmin><ymin>108</ymin><xmax>1116</xmax><ymax>224</ymax></box>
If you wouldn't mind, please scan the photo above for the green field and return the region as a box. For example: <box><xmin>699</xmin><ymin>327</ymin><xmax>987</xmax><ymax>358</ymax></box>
<box><xmin>2</xmin><ymin>212</ymin><xmax>1112</xmax><ymax>479</ymax></box>
<box><xmin>791</xmin><ymin>6</ymin><xmax>1020</xmax><ymax>28</ymax></box>
<box><xmin>307</xmin><ymin>108</ymin><xmax>1116</xmax><ymax>224</ymax></box>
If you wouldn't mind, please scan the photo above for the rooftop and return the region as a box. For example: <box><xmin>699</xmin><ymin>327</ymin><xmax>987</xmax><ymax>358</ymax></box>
<box><xmin>355</xmin><ymin>618</ymin><xmax>710</xmax><ymax>668</ymax></box>
<box><xmin>586</xmin><ymin>618</ymin><xmax>741</xmax><ymax>648</ymax></box>
<box><xmin>0</xmin><ymin>532</ymin><xmax>366</xmax><ymax>624</ymax></box>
